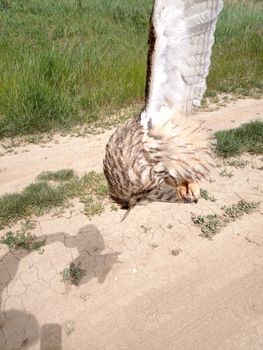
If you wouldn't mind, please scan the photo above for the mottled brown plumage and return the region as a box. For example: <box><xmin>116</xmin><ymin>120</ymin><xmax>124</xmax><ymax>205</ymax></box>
<box><xmin>103</xmin><ymin>0</ymin><xmax>223</xmax><ymax>213</ymax></box>
<box><xmin>103</xmin><ymin>114</ymin><xmax>214</xmax><ymax>210</ymax></box>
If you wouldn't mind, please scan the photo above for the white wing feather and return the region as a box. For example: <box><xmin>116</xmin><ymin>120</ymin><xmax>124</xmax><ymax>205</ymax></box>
<box><xmin>140</xmin><ymin>0</ymin><xmax>223</xmax><ymax>128</ymax></box>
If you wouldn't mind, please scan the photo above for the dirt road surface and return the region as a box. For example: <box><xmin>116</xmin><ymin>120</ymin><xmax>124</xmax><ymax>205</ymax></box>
<box><xmin>0</xmin><ymin>98</ymin><xmax>262</xmax><ymax>350</ymax></box>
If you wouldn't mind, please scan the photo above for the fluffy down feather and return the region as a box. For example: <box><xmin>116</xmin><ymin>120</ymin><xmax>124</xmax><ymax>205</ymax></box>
<box><xmin>141</xmin><ymin>0</ymin><xmax>223</xmax><ymax>129</ymax></box>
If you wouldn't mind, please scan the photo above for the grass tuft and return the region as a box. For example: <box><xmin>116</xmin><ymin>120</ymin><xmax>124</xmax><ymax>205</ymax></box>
<box><xmin>37</xmin><ymin>169</ymin><xmax>75</xmax><ymax>182</ymax></box>
<box><xmin>0</xmin><ymin>170</ymin><xmax>108</xmax><ymax>228</ymax></box>
<box><xmin>200</xmin><ymin>189</ymin><xmax>216</xmax><ymax>202</ymax></box>
<box><xmin>219</xmin><ymin>169</ymin><xmax>234</xmax><ymax>177</ymax></box>
<box><xmin>215</xmin><ymin>120</ymin><xmax>263</xmax><ymax>158</ymax></box>
<box><xmin>81</xmin><ymin>196</ymin><xmax>104</xmax><ymax>219</ymax></box>
<box><xmin>61</xmin><ymin>262</ymin><xmax>85</xmax><ymax>286</ymax></box>
<box><xmin>0</xmin><ymin>220</ymin><xmax>46</xmax><ymax>251</ymax></box>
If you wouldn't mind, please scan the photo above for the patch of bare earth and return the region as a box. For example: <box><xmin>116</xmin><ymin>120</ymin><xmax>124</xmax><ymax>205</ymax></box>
<box><xmin>0</xmin><ymin>98</ymin><xmax>262</xmax><ymax>350</ymax></box>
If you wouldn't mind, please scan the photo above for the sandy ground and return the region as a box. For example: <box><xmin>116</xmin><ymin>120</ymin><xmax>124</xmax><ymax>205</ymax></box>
<box><xmin>0</xmin><ymin>98</ymin><xmax>263</xmax><ymax>350</ymax></box>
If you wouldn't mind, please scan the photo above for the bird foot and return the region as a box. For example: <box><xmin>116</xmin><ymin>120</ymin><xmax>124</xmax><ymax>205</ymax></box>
<box><xmin>177</xmin><ymin>182</ymin><xmax>200</xmax><ymax>203</ymax></box>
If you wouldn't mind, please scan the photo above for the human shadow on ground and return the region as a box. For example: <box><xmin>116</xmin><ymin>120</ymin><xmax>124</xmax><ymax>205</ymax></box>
<box><xmin>0</xmin><ymin>311</ymin><xmax>62</xmax><ymax>350</ymax></box>
<box><xmin>0</xmin><ymin>224</ymin><xmax>117</xmax><ymax>349</ymax></box>
<box><xmin>46</xmin><ymin>224</ymin><xmax>120</xmax><ymax>285</ymax></box>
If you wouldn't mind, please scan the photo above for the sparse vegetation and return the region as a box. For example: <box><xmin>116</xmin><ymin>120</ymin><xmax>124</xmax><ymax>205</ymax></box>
<box><xmin>37</xmin><ymin>169</ymin><xmax>75</xmax><ymax>182</ymax></box>
<box><xmin>82</xmin><ymin>171</ymin><xmax>108</xmax><ymax>198</ymax></box>
<box><xmin>0</xmin><ymin>170</ymin><xmax>108</xmax><ymax>228</ymax></box>
<box><xmin>61</xmin><ymin>262</ymin><xmax>85</xmax><ymax>286</ymax></box>
<box><xmin>192</xmin><ymin>200</ymin><xmax>260</xmax><ymax>239</ymax></box>
<box><xmin>171</xmin><ymin>249</ymin><xmax>181</xmax><ymax>256</ymax></box>
<box><xmin>110</xmin><ymin>204</ymin><xmax>118</xmax><ymax>212</ymax></box>
<box><xmin>215</xmin><ymin>120</ymin><xmax>263</xmax><ymax>158</ymax></box>
<box><xmin>200</xmin><ymin>189</ymin><xmax>216</xmax><ymax>202</ymax></box>
<box><xmin>0</xmin><ymin>220</ymin><xmax>46</xmax><ymax>251</ymax></box>
<box><xmin>63</xmin><ymin>320</ymin><xmax>75</xmax><ymax>336</ymax></box>
<box><xmin>81</xmin><ymin>196</ymin><xmax>104</xmax><ymax>219</ymax></box>
<box><xmin>0</xmin><ymin>0</ymin><xmax>262</xmax><ymax>138</ymax></box>
<box><xmin>192</xmin><ymin>214</ymin><xmax>228</xmax><ymax>239</ymax></box>
<box><xmin>150</xmin><ymin>242</ymin><xmax>158</xmax><ymax>249</ymax></box>
<box><xmin>223</xmin><ymin>159</ymin><xmax>249</xmax><ymax>169</ymax></box>
<box><xmin>222</xmin><ymin>200</ymin><xmax>259</xmax><ymax>220</ymax></box>
<box><xmin>219</xmin><ymin>169</ymin><xmax>234</xmax><ymax>178</ymax></box>
<box><xmin>141</xmin><ymin>225</ymin><xmax>152</xmax><ymax>234</ymax></box>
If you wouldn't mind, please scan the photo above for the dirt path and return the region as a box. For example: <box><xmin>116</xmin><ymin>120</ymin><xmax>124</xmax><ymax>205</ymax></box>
<box><xmin>0</xmin><ymin>98</ymin><xmax>263</xmax><ymax>350</ymax></box>
<box><xmin>0</xmin><ymin>98</ymin><xmax>262</xmax><ymax>196</ymax></box>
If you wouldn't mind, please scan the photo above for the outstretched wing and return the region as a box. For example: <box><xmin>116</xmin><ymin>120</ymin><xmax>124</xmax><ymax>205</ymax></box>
<box><xmin>140</xmin><ymin>0</ymin><xmax>223</xmax><ymax>128</ymax></box>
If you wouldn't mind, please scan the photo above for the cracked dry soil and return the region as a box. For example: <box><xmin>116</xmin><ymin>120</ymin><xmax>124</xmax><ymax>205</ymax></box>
<box><xmin>0</xmin><ymin>98</ymin><xmax>263</xmax><ymax>350</ymax></box>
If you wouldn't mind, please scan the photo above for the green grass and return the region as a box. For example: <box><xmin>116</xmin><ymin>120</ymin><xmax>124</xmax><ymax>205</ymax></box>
<box><xmin>0</xmin><ymin>170</ymin><xmax>108</xmax><ymax>228</ymax></box>
<box><xmin>81</xmin><ymin>196</ymin><xmax>104</xmax><ymax>218</ymax></box>
<box><xmin>61</xmin><ymin>262</ymin><xmax>86</xmax><ymax>286</ymax></box>
<box><xmin>200</xmin><ymin>189</ymin><xmax>216</xmax><ymax>202</ymax></box>
<box><xmin>0</xmin><ymin>220</ymin><xmax>46</xmax><ymax>251</ymax></box>
<box><xmin>206</xmin><ymin>0</ymin><xmax>263</xmax><ymax>97</ymax></box>
<box><xmin>215</xmin><ymin>120</ymin><xmax>263</xmax><ymax>158</ymax></box>
<box><xmin>0</xmin><ymin>0</ymin><xmax>262</xmax><ymax>138</ymax></box>
<box><xmin>0</xmin><ymin>0</ymin><xmax>150</xmax><ymax>138</ymax></box>
<box><xmin>37</xmin><ymin>169</ymin><xmax>75</xmax><ymax>182</ymax></box>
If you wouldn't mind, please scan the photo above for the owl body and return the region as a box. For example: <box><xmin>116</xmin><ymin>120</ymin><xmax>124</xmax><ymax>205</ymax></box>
<box><xmin>103</xmin><ymin>115</ymin><xmax>213</xmax><ymax>209</ymax></box>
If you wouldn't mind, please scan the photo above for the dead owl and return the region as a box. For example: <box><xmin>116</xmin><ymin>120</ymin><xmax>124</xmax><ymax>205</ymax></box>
<box><xmin>103</xmin><ymin>0</ymin><xmax>223</xmax><ymax>216</ymax></box>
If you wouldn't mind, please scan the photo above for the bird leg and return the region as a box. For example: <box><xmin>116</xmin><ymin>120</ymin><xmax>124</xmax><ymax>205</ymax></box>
<box><xmin>177</xmin><ymin>182</ymin><xmax>200</xmax><ymax>203</ymax></box>
<box><xmin>165</xmin><ymin>177</ymin><xmax>200</xmax><ymax>203</ymax></box>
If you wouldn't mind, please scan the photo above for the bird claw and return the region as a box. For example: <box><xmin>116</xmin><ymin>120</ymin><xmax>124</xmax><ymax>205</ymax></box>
<box><xmin>177</xmin><ymin>182</ymin><xmax>200</xmax><ymax>203</ymax></box>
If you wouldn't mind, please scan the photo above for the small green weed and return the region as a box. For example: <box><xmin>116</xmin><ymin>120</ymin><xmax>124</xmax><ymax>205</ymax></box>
<box><xmin>141</xmin><ymin>225</ymin><xmax>152</xmax><ymax>234</ymax></box>
<box><xmin>219</xmin><ymin>169</ymin><xmax>233</xmax><ymax>178</ymax></box>
<box><xmin>61</xmin><ymin>262</ymin><xmax>85</xmax><ymax>286</ymax></box>
<box><xmin>150</xmin><ymin>242</ymin><xmax>158</xmax><ymax>249</ymax></box>
<box><xmin>0</xmin><ymin>220</ymin><xmax>46</xmax><ymax>251</ymax></box>
<box><xmin>63</xmin><ymin>320</ymin><xmax>75</xmax><ymax>336</ymax></box>
<box><xmin>170</xmin><ymin>249</ymin><xmax>181</xmax><ymax>256</ymax></box>
<box><xmin>200</xmin><ymin>189</ymin><xmax>216</xmax><ymax>202</ymax></box>
<box><xmin>192</xmin><ymin>214</ymin><xmax>227</xmax><ymax>239</ymax></box>
<box><xmin>222</xmin><ymin>200</ymin><xmax>259</xmax><ymax>220</ymax></box>
<box><xmin>223</xmin><ymin>159</ymin><xmax>249</xmax><ymax>169</ymax></box>
<box><xmin>215</xmin><ymin>120</ymin><xmax>263</xmax><ymax>158</ymax></box>
<box><xmin>81</xmin><ymin>196</ymin><xmax>104</xmax><ymax>219</ymax></box>
<box><xmin>192</xmin><ymin>200</ymin><xmax>260</xmax><ymax>239</ymax></box>
<box><xmin>110</xmin><ymin>204</ymin><xmax>118</xmax><ymax>212</ymax></box>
